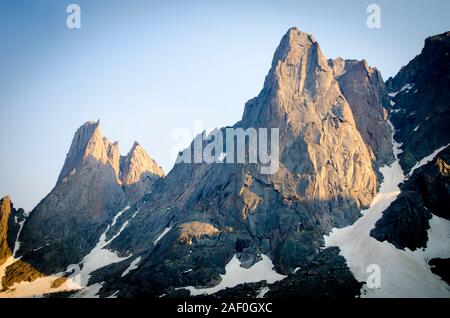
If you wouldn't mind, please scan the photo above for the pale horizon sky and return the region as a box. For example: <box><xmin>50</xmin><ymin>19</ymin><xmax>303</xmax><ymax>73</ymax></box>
<box><xmin>1</xmin><ymin>0</ymin><xmax>449</xmax><ymax>211</ymax></box>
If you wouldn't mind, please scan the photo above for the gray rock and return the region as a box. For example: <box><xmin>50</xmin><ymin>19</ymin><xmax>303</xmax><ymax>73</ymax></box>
<box><xmin>329</xmin><ymin>58</ymin><xmax>394</xmax><ymax>167</ymax></box>
<box><xmin>100</xmin><ymin>27</ymin><xmax>380</xmax><ymax>297</ymax></box>
<box><xmin>387</xmin><ymin>31</ymin><xmax>450</xmax><ymax>173</ymax></box>
<box><xmin>120</xmin><ymin>141</ymin><xmax>165</xmax><ymax>204</ymax></box>
<box><xmin>18</xmin><ymin>121</ymin><xmax>163</xmax><ymax>273</ymax></box>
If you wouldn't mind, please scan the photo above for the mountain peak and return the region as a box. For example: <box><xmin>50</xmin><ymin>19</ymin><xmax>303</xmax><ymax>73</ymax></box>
<box><xmin>120</xmin><ymin>141</ymin><xmax>165</xmax><ymax>203</ymax></box>
<box><xmin>271</xmin><ymin>27</ymin><xmax>318</xmax><ymax>68</ymax></box>
<box><xmin>246</xmin><ymin>26</ymin><xmax>334</xmax><ymax>125</ymax></box>
<box><xmin>0</xmin><ymin>195</ymin><xmax>11</xmax><ymax>204</ymax></box>
<box><xmin>57</xmin><ymin>120</ymin><xmax>120</xmax><ymax>183</ymax></box>
<box><xmin>120</xmin><ymin>142</ymin><xmax>164</xmax><ymax>186</ymax></box>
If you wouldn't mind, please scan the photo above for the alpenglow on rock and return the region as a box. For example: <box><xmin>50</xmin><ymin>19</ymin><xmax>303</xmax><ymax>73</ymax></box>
<box><xmin>92</xmin><ymin>27</ymin><xmax>380</xmax><ymax>298</ymax></box>
<box><xmin>0</xmin><ymin>196</ymin><xmax>25</xmax><ymax>266</ymax></box>
<box><xmin>328</xmin><ymin>58</ymin><xmax>394</xmax><ymax>167</ymax></box>
<box><xmin>17</xmin><ymin>121</ymin><xmax>163</xmax><ymax>273</ymax></box>
<box><xmin>120</xmin><ymin>141</ymin><xmax>165</xmax><ymax>204</ymax></box>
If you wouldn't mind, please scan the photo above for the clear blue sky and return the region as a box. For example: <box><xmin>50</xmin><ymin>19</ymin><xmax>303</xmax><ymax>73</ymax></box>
<box><xmin>1</xmin><ymin>0</ymin><xmax>449</xmax><ymax>211</ymax></box>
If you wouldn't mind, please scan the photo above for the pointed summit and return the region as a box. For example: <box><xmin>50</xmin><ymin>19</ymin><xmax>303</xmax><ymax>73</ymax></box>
<box><xmin>271</xmin><ymin>27</ymin><xmax>317</xmax><ymax>67</ymax></box>
<box><xmin>242</xmin><ymin>26</ymin><xmax>376</xmax><ymax>208</ymax></box>
<box><xmin>58</xmin><ymin>121</ymin><xmax>121</xmax><ymax>184</ymax></box>
<box><xmin>267</xmin><ymin>27</ymin><xmax>332</xmax><ymax>98</ymax></box>
<box><xmin>121</xmin><ymin>141</ymin><xmax>164</xmax><ymax>185</ymax></box>
<box><xmin>19</xmin><ymin>121</ymin><xmax>127</xmax><ymax>273</ymax></box>
<box><xmin>242</xmin><ymin>27</ymin><xmax>336</xmax><ymax>128</ymax></box>
<box><xmin>120</xmin><ymin>141</ymin><xmax>165</xmax><ymax>204</ymax></box>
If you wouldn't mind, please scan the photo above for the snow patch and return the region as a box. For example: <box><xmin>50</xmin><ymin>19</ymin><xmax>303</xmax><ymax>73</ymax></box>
<box><xmin>0</xmin><ymin>275</ymin><xmax>80</xmax><ymax>298</ymax></box>
<box><xmin>121</xmin><ymin>257</ymin><xmax>142</xmax><ymax>277</ymax></box>
<box><xmin>179</xmin><ymin>254</ymin><xmax>286</xmax><ymax>296</ymax></box>
<box><xmin>217</xmin><ymin>152</ymin><xmax>226</xmax><ymax>162</ymax></box>
<box><xmin>389</xmin><ymin>83</ymin><xmax>414</xmax><ymax>97</ymax></box>
<box><xmin>153</xmin><ymin>226</ymin><xmax>172</xmax><ymax>246</ymax></box>
<box><xmin>407</xmin><ymin>144</ymin><xmax>450</xmax><ymax>178</ymax></box>
<box><xmin>69</xmin><ymin>206</ymin><xmax>140</xmax><ymax>297</ymax></box>
<box><xmin>324</xmin><ymin>123</ymin><xmax>450</xmax><ymax>297</ymax></box>
<box><xmin>0</xmin><ymin>215</ymin><xmax>79</xmax><ymax>297</ymax></box>
<box><xmin>12</xmin><ymin>219</ymin><xmax>26</xmax><ymax>257</ymax></box>
<box><xmin>257</xmin><ymin>286</ymin><xmax>270</xmax><ymax>298</ymax></box>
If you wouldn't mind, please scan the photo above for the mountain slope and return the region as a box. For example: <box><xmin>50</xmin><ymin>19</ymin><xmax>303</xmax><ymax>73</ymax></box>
<box><xmin>328</xmin><ymin>58</ymin><xmax>394</xmax><ymax>167</ymax></box>
<box><xmin>372</xmin><ymin>31</ymin><xmax>450</xmax><ymax>251</ymax></box>
<box><xmin>387</xmin><ymin>31</ymin><xmax>450</xmax><ymax>173</ymax></box>
<box><xmin>17</xmin><ymin>121</ymin><xmax>163</xmax><ymax>274</ymax></box>
<box><xmin>90</xmin><ymin>27</ymin><xmax>381</xmax><ymax>298</ymax></box>
<box><xmin>120</xmin><ymin>142</ymin><xmax>165</xmax><ymax>204</ymax></box>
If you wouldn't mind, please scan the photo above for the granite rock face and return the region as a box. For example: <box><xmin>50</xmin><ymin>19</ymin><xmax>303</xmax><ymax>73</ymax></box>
<box><xmin>94</xmin><ymin>27</ymin><xmax>379</xmax><ymax>297</ymax></box>
<box><xmin>0</xmin><ymin>196</ymin><xmax>25</xmax><ymax>266</ymax></box>
<box><xmin>120</xmin><ymin>142</ymin><xmax>165</xmax><ymax>204</ymax></box>
<box><xmin>17</xmin><ymin>121</ymin><xmax>163</xmax><ymax>274</ymax></box>
<box><xmin>387</xmin><ymin>31</ymin><xmax>450</xmax><ymax>173</ymax></box>
<box><xmin>329</xmin><ymin>58</ymin><xmax>394</xmax><ymax>167</ymax></box>
<box><xmin>265</xmin><ymin>247</ymin><xmax>362</xmax><ymax>298</ymax></box>
<box><xmin>5</xmin><ymin>27</ymin><xmax>448</xmax><ymax>299</ymax></box>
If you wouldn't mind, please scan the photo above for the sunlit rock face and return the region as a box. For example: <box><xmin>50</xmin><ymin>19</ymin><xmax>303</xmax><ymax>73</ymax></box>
<box><xmin>329</xmin><ymin>58</ymin><xmax>394</xmax><ymax>167</ymax></box>
<box><xmin>120</xmin><ymin>142</ymin><xmax>165</xmax><ymax>204</ymax></box>
<box><xmin>17</xmin><ymin>121</ymin><xmax>163</xmax><ymax>274</ymax></box>
<box><xmin>0</xmin><ymin>196</ymin><xmax>25</xmax><ymax>266</ymax></box>
<box><xmin>92</xmin><ymin>28</ymin><xmax>381</xmax><ymax>298</ymax></box>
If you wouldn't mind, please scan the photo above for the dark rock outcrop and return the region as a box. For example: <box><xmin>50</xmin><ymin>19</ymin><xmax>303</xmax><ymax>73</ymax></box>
<box><xmin>265</xmin><ymin>247</ymin><xmax>362</xmax><ymax>298</ymax></box>
<box><xmin>164</xmin><ymin>247</ymin><xmax>361</xmax><ymax>299</ymax></box>
<box><xmin>371</xmin><ymin>146</ymin><xmax>450</xmax><ymax>250</ymax></box>
<box><xmin>387</xmin><ymin>31</ymin><xmax>450</xmax><ymax>173</ymax></box>
<box><xmin>428</xmin><ymin>258</ymin><xmax>450</xmax><ymax>285</ymax></box>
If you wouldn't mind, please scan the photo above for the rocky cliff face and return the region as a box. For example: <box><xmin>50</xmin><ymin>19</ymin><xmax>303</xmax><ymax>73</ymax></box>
<box><xmin>371</xmin><ymin>32</ymin><xmax>450</xmax><ymax>249</ymax></box>
<box><xmin>371</xmin><ymin>145</ymin><xmax>450</xmax><ymax>250</ymax></box>
<box><xmin>120</xmin><ymin>142</ymin><xmax>165</xmax><ymax>204</ymax></box>
<box><xmin>17</xmin><ymin>121</ymin><xmax>163</xmax><ymax>274</ymax></box>
<box><xmin>387</xmin><ymin>31</ymin><xmax>450</xmax><ymax>173</ymax></box>
<box><xmin>0</xmin><ymin>196</ymin><xmax>25</xmax><ymax>265</ymax></box>
<box><xmin>90</xmin><ymin>27</ymin><xmax>380</xmax><ymax>298</ymax></box>
<box><xmin>329</xmin><ymin>58</ymin><xmax>394</xmax><ymax>167</ymax></box>
<box><xmin>1</xmin><ymin>27</ymin><xmax>448</xmax><ymax>299</ymax></box>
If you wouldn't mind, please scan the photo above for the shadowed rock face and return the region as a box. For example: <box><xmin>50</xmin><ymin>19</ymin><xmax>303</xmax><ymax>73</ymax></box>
<box><xmin>329</xmin><ymin>58</ymin><xmax>394</xmax><ymax>167</ymax></box>
<box><xmin>94</xmin><ymin>27</ymin><xmax>379</xmax><ymax>297</ymax></box>
<box><xmin>0</xmin><ymin>196</ymin><xmax>25</xmax><ymax>266</ymax></box>
<box><xmin>387</xmin><ymin>31</ymin><xmax>450</xmax><ymax>173</ymax></box>
<box><xmin>17</xmin><ymin>121</ymin><xmax>163</xmax><ymax>274</ymax></box>
<box><xmin>163</xmin><ymin>247</ymin><xmax>361</xmax><ymax>299</ymax></box>
<box><xmin>371</xmin><ymin>146</ymin><xmax>450</xmax><ymax>250</ymax></box>
<box><xmin>371</xmin><ymin>32</ymin><xmax>450</xmax><ymax>251</ymax></box>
